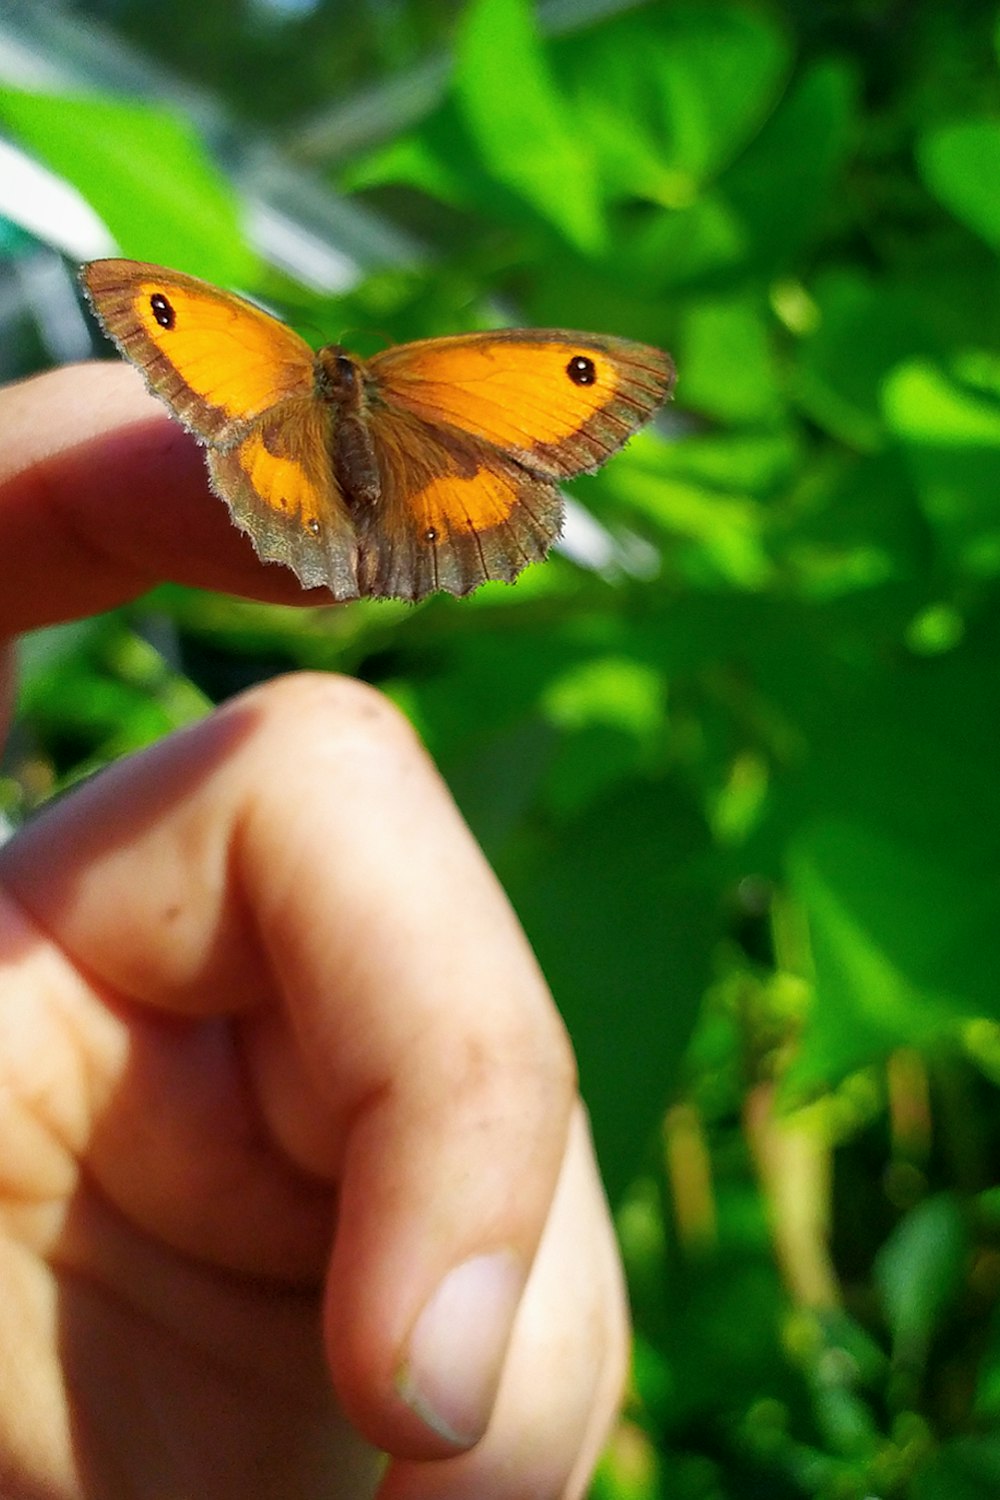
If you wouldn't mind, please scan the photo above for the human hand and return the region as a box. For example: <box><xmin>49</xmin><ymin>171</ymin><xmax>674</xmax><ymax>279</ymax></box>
<box><xmin>0</xmin><ymin>363</ymin><xmax>628</xmax><ymax>1499</ymax></box>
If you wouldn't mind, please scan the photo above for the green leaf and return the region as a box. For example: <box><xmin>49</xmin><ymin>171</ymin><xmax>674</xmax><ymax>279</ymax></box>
<box><xmin>556</xmin><ymin>4</ymin><xmax>790</xmax><ymax>203</ymax></box>
<box><xmin>913</xmin><ymin>1437</ymin><xmax>1000</xmax><ymax>1500</ymax></box>
<box><xmin>777</xmin><ymin>448</ymin><xmax>924</xmax><ymax>605</ymax></box>
<box><xmin>874</xmin><ymin>1194</ymin><xmax>968</xmax><ymax>1372</ymax></box>
<box><xmin>774</xmin><ymin>639</ymin><xmax>1000</xmax><ymax>1086</ymax></box>
<box><xmin>343</xmin><ymin>125</ymin><xmax>470</xmax><ymax>206</ymax></box>
<box><xmin>17</xmin><ymin>613</ymin><xmax>209</xmax><ymax>786</ymax></box>
<box><xmin>919</xmin><ymin>120</ymin><xmax>1000</xmax><ymax>254</ymax></box>
<box><xmin>644</xmin><ymin>4</ymin><xmax>790</xmax><ymax>184</ymax></box>
<box><xmin>721</xmin><ymin>59</ymin><xmax>856</xmax><ymax>272</ymax></box>
<box><xmin>622</xmin><ymin>466</ymin><xmax>773</xmax><ymax>591</ymax></box>
<box><xmin>793</xmin><ymin>269</ymin><xmax>940</xmax><ymax>450</ymax></box>
<box><xmin>789</xmin><ymin>820</ymin><xmax>1000</xmax><ymax>1079</ymax></box>
<box><xmin>883</xmin><ymin>358</ymin><xmax>1000</xmax><ymax>578</ymax></box>
<box><xmin>505</xmin><ymin>773</ymin><xmax>718</xmax><ymax>1202</ymax></box>
<box><xmin>0</xmin><ymin>87</ymin><xmax>257</xmax><ymax>282</ymax></box>
<box><xmin>973</xmin><ymin>1300</ymin><xmax>1000</xmax><ymax>1419</ymax></box>
<box><xmin>677</xmin><ymin>293</ymin><xmax>783</xmax><ymax>424</ymax></box>
<box><xmin>653</xmin><ymin>428</ymin><xmax>800</xmax><ymax>498</ymax></box>
<box><xmin>453</xmin><ymin>0</ymin><xmax>605</xmax><ymax>253</ymax></box>
<box><xmin>624</xmin><ymin>191</ymin><xmax>748</xmax><ymax>290</ymax></box>
<box><xmin>539</xmin><ymin>655</ymin><xmax>667</xmax><ymax>816</ymax></box>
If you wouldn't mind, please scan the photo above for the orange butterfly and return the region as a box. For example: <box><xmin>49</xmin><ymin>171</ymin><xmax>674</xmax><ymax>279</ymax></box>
<box><xmin>81</xmin><ymin>260</ymin><xmax>675</xmax><ymax>602</ymax></box>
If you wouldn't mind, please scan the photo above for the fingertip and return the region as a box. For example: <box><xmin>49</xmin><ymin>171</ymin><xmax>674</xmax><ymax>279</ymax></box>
<box><xmin>395</xmin><ymin>1249</ymin><xmax>526</xmax><ymax>1447</ymax></box>
<box><xmin>326</xmin><ymin>1249</ymin><xmax>529</xmax><ymax>1461</ymax></box>
<box><xmin>0</xmin><ymin>363</ymin><xmax>334</xmax><ymax>629</ymax></box>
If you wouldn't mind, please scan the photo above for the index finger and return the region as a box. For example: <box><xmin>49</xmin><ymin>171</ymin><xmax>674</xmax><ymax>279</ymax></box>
<box><xmin>0</xmin><ymin>362</ymin><xmax>330</xmax><ymax>637</ymax></box>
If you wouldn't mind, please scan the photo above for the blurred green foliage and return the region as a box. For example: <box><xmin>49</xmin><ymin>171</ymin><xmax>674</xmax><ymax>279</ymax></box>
<box><xmin>4</xmin><ymin>0</ymin><xmax>1000</xmax><ymax>1494</ymax></box>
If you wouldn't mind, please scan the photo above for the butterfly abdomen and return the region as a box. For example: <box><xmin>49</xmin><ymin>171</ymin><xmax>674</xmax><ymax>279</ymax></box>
<box><xmin>317</xmin><ymin>345</ymin><xmax>382</xmax><ymax>509</ymax></box>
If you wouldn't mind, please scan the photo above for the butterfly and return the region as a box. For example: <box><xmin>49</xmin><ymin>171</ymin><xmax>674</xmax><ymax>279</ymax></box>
<box><xmin>81</xmin><ymin>260</ymin><xmax>675</xmax><ymax>602</ymax></box>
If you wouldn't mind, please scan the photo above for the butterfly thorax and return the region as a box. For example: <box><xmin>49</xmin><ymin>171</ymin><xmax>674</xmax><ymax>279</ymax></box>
<box><xmin>316</xmin><ymin>344</ymin><xmax>381</xmax><ymax>510</ymax></box>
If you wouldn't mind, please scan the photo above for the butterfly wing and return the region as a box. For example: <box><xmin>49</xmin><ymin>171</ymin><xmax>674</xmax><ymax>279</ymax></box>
<box><xmin>81</xmin><ymin>260</ymin><xmax>318</xmax><ymax>446</ymax></box>
<box><xmin>356</xmin><ymin>404</ymin><xmax>563</xmax><ymax>600</ymax></box>
<box><xmin>83</xmin><ymin>259</ymin><xmax>360</xmax><ymax>594</ymax></box>
<box><xmin>207</xmin><ymin>401</ymin><xmax>359</xmax><ymax>597</ymax></box>
<box><xmin>367</xmin><ymin>329</ymin><xmax>674</xmax><ymax>480</ymax></box>
<box><xmin>82</xmin><ymin>267</ymin><xmax>673</xmax><ymax>601</ymax></box>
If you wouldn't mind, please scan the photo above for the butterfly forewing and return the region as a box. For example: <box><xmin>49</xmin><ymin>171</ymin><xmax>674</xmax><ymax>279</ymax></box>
<box><xmin>368</xmin><ymin>330</ymin><xmax>675</xmax><ymax>481</ymax></box>
<box><xmin>82</xmin><ymin>260</ymin><xmax>317</xmax><ymax>445</ymax></box>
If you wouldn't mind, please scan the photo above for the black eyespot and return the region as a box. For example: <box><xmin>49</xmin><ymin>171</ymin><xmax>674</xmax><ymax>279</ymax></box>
<box><xmin>566</xmin><ymin>354</ymin><xmax>596</xmax><ymax>386</ymax></box>
<box><xmin>424</xmin><ymin>526</ymin><xmax>438</xmax><ymax>543</ymax></box>
<box><xmin>307</xmin><ymin>518</ymin><xmax>321</xmax><ymax>536</ymax></box>
<box><xmin>150</xmin><ymin>293</ymin><xmax>175</xmax><ymax>330</ymax></box>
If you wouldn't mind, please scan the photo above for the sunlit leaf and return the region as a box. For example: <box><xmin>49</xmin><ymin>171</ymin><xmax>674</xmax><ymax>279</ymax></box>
<box><xmin>0</xmin><ymin>88</ymin><xmax>257</xmax><ymax>281</ymax></box>
<box><xmin>453</xmin><ymin>0</ymin><xmax>605</xmax><ymax>253</ymax></box>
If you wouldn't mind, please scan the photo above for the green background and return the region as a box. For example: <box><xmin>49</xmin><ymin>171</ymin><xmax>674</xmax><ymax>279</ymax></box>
<box><xmin>3</xmin><ymin>0</ymin><xmax>1000</xmax><ymax>1493</ymax></box>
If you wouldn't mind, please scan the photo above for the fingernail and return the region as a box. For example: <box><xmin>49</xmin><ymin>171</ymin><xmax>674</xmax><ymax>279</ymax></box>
<box><xmin>397</xmin><ymin>1249</ymin><xmax>525</xmax><ymax>1446</ymax></box>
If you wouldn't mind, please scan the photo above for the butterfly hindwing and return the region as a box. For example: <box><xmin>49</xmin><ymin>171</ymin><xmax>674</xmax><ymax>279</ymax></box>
<box><xmin>207</xmin><ymin>399</ymin><xmax>359</xmax><ymax>597</ymax></box>
<box><xmin>357</xmin><ymin>403</ymin><xmax>563</xmax><ymax>600</ymax></box>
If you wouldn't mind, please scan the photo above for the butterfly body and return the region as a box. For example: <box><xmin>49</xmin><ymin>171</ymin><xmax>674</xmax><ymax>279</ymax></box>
<box><xmin>82</xmin><ymin>260</ymin><xmax>675</xmax><ymax>601</ymax></box>
<box><xmin>317</xmin><ymin>348</ymin><xmax>382</xmax><ymax>510</ymax></box>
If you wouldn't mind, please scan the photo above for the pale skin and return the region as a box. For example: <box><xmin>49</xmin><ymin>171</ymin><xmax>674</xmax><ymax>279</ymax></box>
<box><xmin>0</xmin><ymin>363</ymin><xmax>629</xmax><ymax>1500</ymax></box>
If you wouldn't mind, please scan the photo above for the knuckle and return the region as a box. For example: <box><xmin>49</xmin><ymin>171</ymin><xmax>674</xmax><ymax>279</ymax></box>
<box><xmin>231</xmin><ymin>670</ymin><xmax>424</xmax><ymax>762</ymax></box>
